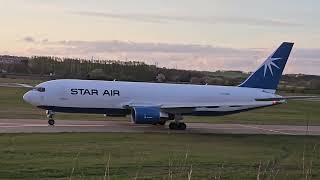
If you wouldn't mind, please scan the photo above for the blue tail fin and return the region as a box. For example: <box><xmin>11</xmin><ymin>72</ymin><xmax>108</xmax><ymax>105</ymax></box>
<box><xmin>239</xmin><ymin>42</ymin><xmax>294</xmax><ymax>91</ymax></box>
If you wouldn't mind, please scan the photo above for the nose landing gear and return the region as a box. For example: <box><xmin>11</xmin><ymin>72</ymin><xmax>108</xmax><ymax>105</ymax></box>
<box><xmin>46</xmin><ymin>110</ymin><xmax>55</xmax><ymax>126</ymax></box>
<box><xmin>48</xmin><ymin>119</ymin><xmax>55</xmax><ymax>126</ymax></box>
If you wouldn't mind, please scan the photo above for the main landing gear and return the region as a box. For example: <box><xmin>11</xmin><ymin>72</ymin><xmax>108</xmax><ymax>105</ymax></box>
<box><xmin>169</xmin><ymin>122</ymin><xmax>186</xmax><ymax>130</ymax></box>
<box><xmin>169</xmin><ymin>114</ymin><xmax>187</xmax><ymax>130</ymax></box>
<box><xmin>152</xmin><ymin>120</ymin><xmax>167</xmax><ymax>126</ymax></box>
<box><xmin>46</xmin><ymin>110</ymin><xmax>55</xmax><ymax>126</ymax></box>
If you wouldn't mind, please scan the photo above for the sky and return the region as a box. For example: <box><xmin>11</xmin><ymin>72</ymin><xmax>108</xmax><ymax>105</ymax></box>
<box><xmin>0</xmin><ymin>0</ymin><xmax>319</xmax><ymax>74</ymax></box>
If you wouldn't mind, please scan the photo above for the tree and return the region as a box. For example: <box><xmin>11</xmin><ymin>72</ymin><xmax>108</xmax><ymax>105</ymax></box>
<box><xmin>156</xmin><ymin>73</ymin><xmax>166</xmax><ymax>82</ymax></box>
<box><xmin>310</xmin><ymin>80</ymin><xmax>320</xmax><ymax>89</ymax></box>
<box><xmin>88</xmin><ymin>69</ymin><xmax>107</xmax><ymax>80</ymax></box>
<box><xmin>190</xmin><ymin>77</ymin><xmax>201</xmax><ymax>84</ymax></box>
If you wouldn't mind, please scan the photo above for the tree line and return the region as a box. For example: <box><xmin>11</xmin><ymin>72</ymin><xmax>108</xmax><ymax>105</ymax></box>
<box><xmin>0</xmin><ymin>55</ymin><xmax>319</xmax><ymax>93</ymax></box>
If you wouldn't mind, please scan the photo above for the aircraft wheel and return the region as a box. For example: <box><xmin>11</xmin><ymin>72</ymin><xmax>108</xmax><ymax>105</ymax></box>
<box><xmin>169</xmin><ymin>122</ymin><xmax>177</xmax><ymax>130</ymax></box>
<box><xmin>178</xmin><ymin>122</ymin><xmax>187</xmax><ymax>130</ymax></box>
<box><xmin>169</xmin><ymin>122</ymin><xmax>186</xmax><ymax>130</ymax></box>
<box><xmin>48</xmin><ymin>119</ymin><xmax>55</xmax><ymax>126</ymax></box>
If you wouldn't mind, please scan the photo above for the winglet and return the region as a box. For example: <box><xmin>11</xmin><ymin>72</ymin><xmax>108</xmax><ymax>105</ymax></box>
<box><xmin>239</xmin><ymin>42</ymin><xmax>294</xmax><ymax>92</ymax></box>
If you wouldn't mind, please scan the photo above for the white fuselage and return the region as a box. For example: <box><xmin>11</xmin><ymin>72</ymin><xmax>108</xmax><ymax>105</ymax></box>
<box><xmin>23</xmin><ymin>79</ymin><xmax>280</xmax><ymax>116</ymax></box>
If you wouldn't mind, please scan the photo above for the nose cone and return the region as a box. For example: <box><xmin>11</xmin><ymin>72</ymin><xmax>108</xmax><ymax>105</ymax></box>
<box><xmin>23</xmin><ymin>91</ymin><xmax>41</xmax><ymax>106</ymax></box>
<box><xmin>23</xmin><ymin>91</ymin><xmax>30</xmax><ymax>102</ymax></box>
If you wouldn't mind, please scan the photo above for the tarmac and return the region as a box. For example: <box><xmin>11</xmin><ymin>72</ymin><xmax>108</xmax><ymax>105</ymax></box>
<box><xmin>0</xmin><ymin>119</ymin><xmax>318</xmax><ymax>135</ymax></box>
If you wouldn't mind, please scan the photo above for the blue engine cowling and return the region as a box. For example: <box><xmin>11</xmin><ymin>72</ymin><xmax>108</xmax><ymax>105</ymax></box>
<box><xmin>131</xmin><ymin>107</ymin><xmax>161</xmax><ymax>124</ymax></box>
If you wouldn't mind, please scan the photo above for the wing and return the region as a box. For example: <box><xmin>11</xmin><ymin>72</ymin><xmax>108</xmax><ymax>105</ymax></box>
<box><xmin>124</xmin><ymin>101</ymin><xmax>265</xmax><ymax>109</ymax></box>
<box><xmin>123</xmin><ymin>101</ymin><xmax>273</xmax><ymax>114</ymax></box>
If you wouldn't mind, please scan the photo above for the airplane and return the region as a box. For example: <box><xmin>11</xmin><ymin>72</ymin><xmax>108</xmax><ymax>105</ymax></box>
<box><xmin>21</xmin><ymin>42</ymin><xmax>315</xmax><ymax>130</ymax></box>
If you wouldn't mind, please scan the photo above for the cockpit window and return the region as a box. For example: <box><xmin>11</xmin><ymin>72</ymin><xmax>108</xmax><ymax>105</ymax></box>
<box><xmin>33</xmin><ymin>87</ymin><xmax>46</xmax><ymax>92</ymax></box>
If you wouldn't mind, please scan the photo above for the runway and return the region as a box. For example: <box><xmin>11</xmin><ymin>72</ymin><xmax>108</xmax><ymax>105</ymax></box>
<box><xmin>0</xmin><ymin>119</ymin><xmax>318</xmax><ymax>135</ymax></box>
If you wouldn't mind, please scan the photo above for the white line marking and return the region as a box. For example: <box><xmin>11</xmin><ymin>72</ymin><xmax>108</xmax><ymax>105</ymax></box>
<box><xmin>0</xmin><ymin>124</ymin><xmax>106</xmax><ymax>128</ymax></box>
<box><xmin>0</xmin><ymin>126</ymin><xmax>25</xmax><ymax>128</ymax></box>
<box><xmin>55</xmin><ymin>125</ymin><xmax>106</xmax><ymax>127</ymax></box>
<box><xmin>238</xmin><ymin>124</ymin><xmax>297</xmax><ymax>135</ymax></box>
<box><xmin>0</xmin><ymin>123</ymin><xmax>19</xmax><ymax>125</ymax></box>
<box><xmin>268</xmin><ymin>128</ymin><xmax>320</xmax><ymax>132</ymax></box>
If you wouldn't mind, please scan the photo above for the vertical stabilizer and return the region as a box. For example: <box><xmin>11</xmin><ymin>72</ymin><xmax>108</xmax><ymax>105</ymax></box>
<box><xmin>239</xmin><ymin>42</ymin><xmax>294</xmax><ymax>92</ymax></box>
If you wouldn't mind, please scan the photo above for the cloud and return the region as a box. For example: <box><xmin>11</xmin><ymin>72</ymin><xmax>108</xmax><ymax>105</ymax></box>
<box><xmin>22</xmin><ymin>36</ymin><xmax>35</xmax><ymax>43</ymax></box>
<box><xmin>53</xmin><ymin>40</ymin><xmax>257</xmax><ymax>55</ymax></box>
<box><xmin>71</xmin><ymin>11</ymin><xmax>300</xmax><ymax>27</ymax></box>
<box><xmin>21</xmin><ymin>37</ymin><xmax>320</xmax><ymax>75</ymax></box>
<box><xmin>292</xmin><ymin>48</ymin><xmax>320</xmax><ymax>59</ymax></box>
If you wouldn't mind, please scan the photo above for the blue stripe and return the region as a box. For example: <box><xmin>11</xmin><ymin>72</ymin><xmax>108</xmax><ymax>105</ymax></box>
<box><xmin>38</xmin><ymin>104</ymin><xmax>275</xmax><ymax>117</ymax></box>
<box><xmin>38</xmin><ymin>106</ymin><xmax>130</xmax><ymax>115</ymax></box>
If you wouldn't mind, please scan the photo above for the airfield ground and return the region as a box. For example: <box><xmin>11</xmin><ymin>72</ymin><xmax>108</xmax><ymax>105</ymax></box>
<box><xmin>1</xmin><ymin>119</ymin><xmax>320</xmax><ymax>135</ymax></box>
<box><xmin>0</xmin><ymin>133</ymin><xmax>319</xmax><ymax>179</ymax></box>
<box><xmin>0</xmin><ymin>77</ymin><xmax>320</xmax><ymax>179</ymax></box>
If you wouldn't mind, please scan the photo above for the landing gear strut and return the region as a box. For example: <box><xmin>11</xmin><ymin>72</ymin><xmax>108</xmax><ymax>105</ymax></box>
<box><xmin>152</xmin><ymin>120</ymin><xmax>166</xmax><ymax>126</ymax></box>
<box><xmin>169</xmin><ymin>114</ymin><xmax>187</xmax><ymax>130</ymax></box>
<box><xmin>46</xmin><ymin>110</ymin><xmax>55</xmax><ymax>126</ymax></box>
<box><xmin>158</xmin><ymin>120</ymin><xmax>166</xmax><ymax>126</ymax></box>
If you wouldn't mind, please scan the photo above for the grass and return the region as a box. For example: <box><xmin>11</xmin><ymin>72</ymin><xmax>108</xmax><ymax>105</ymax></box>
<box><xmin>1</xmin><ymin>77</ymin><xmax>320</xmax><ymax>179</ymax></box>
<box><xmin>184</xmin><ymin>100</ymin><xmax>320</xmax><ymax>125</ymax></box>
<box><xmin>0</xmin><ymin>77</ymin><xmax>319</xmax><ymax>125</ymax></box>
<box><xmin>0</xmin><ymin>76</ymin><xmax>43</xmax><ymax>86</ymax></box>
<box><xmin>0</xmin><ymin>133</ymin><xmax>319</xmax><ymax>179</ymax></box>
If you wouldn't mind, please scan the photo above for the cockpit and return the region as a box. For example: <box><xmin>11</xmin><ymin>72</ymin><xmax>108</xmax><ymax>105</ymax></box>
<box><xmin>33</xmin><ymin>87</ymin><xmax>46</xmax><ymax>92</ymax></box>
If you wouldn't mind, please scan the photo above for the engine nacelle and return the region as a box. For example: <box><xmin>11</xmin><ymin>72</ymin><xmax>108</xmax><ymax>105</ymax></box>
<box><xmin>131</xmin><ymin>107</ymin><xmax>161</xmax><ymax>124</ymax></box>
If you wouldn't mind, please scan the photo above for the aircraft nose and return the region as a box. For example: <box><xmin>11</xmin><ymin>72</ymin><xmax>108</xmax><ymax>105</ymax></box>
<box><xmin>23</xmin><ymin>91</ymin><xmax>41</xmax><ymax>105</ymax></box>
<box><xmin>23</xmin><ymin>91</ymin><xmax>30</xmax><ymax>102</ymax></box>
<box><xmin>23</xmin><ymin>91</ymin><xmax>33</xmax><ymax>103</ymax></box>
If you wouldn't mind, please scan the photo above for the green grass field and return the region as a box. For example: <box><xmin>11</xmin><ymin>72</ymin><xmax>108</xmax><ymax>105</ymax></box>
<box><xmin>1</xmin><ymin>79</ymin><xmax>320</xmax><ymax>180</ymax></box>
<box><xmin>0</xmin><ymin>84</ymin><xmax>319</xmax><ymax>125</ymax></box>
<box><xmin>0</xmin><ymin>133</ymin><xmax>319</xmax><ymax>179</ymax></box>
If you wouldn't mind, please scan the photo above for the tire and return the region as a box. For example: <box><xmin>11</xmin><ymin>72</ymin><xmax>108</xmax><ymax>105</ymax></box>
<box><xmin>169</xmin><ymin>122</ymin><xmax>177</xmax><ymax>130</ymax></box>
<box><xmin>48</xmin><ymin>119</ymin><xmax>55</xmax><ymax>126</ymax></box>
<box><xmin>169</xmin><ymin>122</ymin><xmax>186</xmax><ymax>130</ymax></box>
<box><xmin>178</xmin><ymin>123</ymin><xmax>187</xmax><ymax>130</ymax></box>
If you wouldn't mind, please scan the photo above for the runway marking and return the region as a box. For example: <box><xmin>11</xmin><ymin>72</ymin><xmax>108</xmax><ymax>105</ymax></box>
<box><xmin>0</xmin><ymin>126</ymin><xmax>26</xmax><ymax>128</ymax></box>
<box><xmin>55</xmin><ymin>125</ymin><xmax>106</xmax><ymax>127</ymax></box>
<box><xmin>0</xmin><ymin>123</ymin><xmax>19</xmax><ymax>125</ymax></box>
<box><xmin>275</xmin><ymin>128</ymin><xmax>320</xmax><ymax>132</ymax></box>
<box><xmin>0</xmin><ymin>124</ymin><xmax>106</xmax><ymax>127</ymax></box>
<box><xmin>238</xmin><ymin>124</ymin><xmax>297</xmax><ymax>135</ymax></box>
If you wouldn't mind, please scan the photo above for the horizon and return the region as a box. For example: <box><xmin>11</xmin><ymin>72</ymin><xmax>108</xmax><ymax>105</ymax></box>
<box><xmin>0</xmin><ymin>0</ymin><xmax>319</xmax><ymax>75</ymax></box>
<box><xmin>2</xmin><ymin>53</ymin><xmax>318</xmax><ymax>76</ymax></box>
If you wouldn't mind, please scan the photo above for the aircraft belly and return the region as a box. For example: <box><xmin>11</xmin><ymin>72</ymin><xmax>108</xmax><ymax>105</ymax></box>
<box><xmin>191</xmin><ymin>104</ymin><xmax>273</xmax><ymax>116</ymax></box>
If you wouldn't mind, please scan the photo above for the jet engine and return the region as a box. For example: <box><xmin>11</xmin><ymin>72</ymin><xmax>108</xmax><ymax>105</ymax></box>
<box><xmin>131</xmin><ymin>107</ymin><xmax>161</xmax><ymax>124</ymax></box>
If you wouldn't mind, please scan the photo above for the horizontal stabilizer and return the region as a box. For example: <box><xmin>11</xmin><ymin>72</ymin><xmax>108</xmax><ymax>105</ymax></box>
<box><xmin>255</xmin><ymin>96</ymin><xmax>319</xmax><ymax>101</ymax></box>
